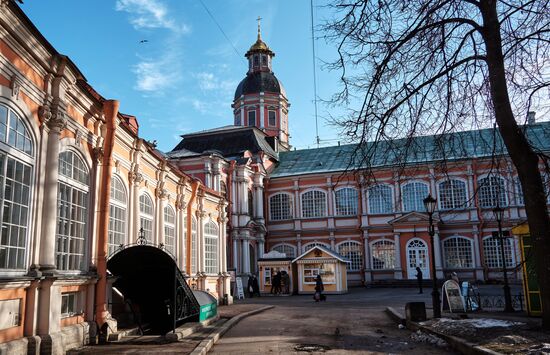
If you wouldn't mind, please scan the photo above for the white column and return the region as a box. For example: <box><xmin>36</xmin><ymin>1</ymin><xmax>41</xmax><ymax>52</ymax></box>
<box><xmin>394</xmin><ymin>233</ymin><xmax>403</xmax><ymax>279</ymax></box>
<box><xmin>326</xmin><ymin>177</ymin><xmax>334</xmax><ymax>216</ymax></box>
<box><xmin>329</xmin><ymin>232</ymin><xmax>335</xmax><ymax>250</ymax></box>
<box><xmin>132</xmin><ymin>174</ymin><xmax>142</xmax><ymax>242</ymax></box>
<box><xmin>434</xmin><ymin>230</ymin><xmax>444</xmax><ymax>278</ymax></box>
<box><xmin>177</xmin><ymin>201</ymin><xmax>186</xmax><ymax>271</ymax></box>
<box><xmin>38</xmin><ymin>112</ymin><xmax>66</xmax><ymax>273</ymax></box>
<box><xmin>363</xmin><ymin>230</ymin><xmax>372</xmax><ymax>282</ymax></box>
<box><xmin>232</xmin><ymin>235</ymin><xmax>239</xmax><ymax>271</ymax></box>
<box><xmin>242</xmin><ymin>237</ymin><xmax>250</xmax><ymax>274</ymax></box>
<box><xmin>157</xmin><ymin>193</ymin><xmax>166</xmax><ymax>246</ymax></box>
<box><xmin>259</xmin><ymin>95</ymin><xmax>265</xmax><ymax>128</ymax></box>
<box><xmin>393</xmin><ymin>173</ymin><xmax>401</xmax><ymax>213</ymax></box>
<box><xmin>472</xmin><ymin>230</ymin><xmax>484</xmax><ymax>280</ymax></box>
<box><xmin>296</xmin><ymin>233</ymin><xmax>302</xmax><ymax>253</ymax></box>
<box><xmin>198</xmin><ymin>212</ymin><xmax>205</xmax><ymax>272</ymax></box>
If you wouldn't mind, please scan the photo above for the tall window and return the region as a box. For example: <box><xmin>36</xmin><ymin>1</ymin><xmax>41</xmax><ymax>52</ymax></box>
<box><xmin>191</xmin><ymin>216</ymin><xmax>197</xmax><ymax>274</ymax></box>
<box><xmin>269</xmin><ymin>193</ymin><xmax>293</xmax><ymax>220</ymax></box>
<box><xmin>268</xmin><ymin>110</ymin><xmax>276</xmax><ymax>126</ymax></box>
<box><xmin>0</xmin><ymin>104</ymin><xmax>34</xmax><ymax>271</ymax></box>
<box><xmin>477</xmin><ymin>175</ymin><xmax>507</xmax><ymax>208</ymax></box>
<box><xmin>368</xmin><ymin>184</ymin><xmax>393</xmax><ymax>214</ymax></box>
<box><xmin>371</xmin><ymin>240</ymin><xmax>395</xmax><ymax>270</ymax></box>
<box><xmin>301</xmin><ymin>190</ymin><xmax>327</xmax><ymax>218</ymax></box>
<box><xmin>483</xmin><ymin>236</ymin><xmax>514</xmax><ymax>268</ymax></box>
<box><xmin>338</xmin><ymin>241</ymin><xmax>363</xmax><ymax>271</ymax></box>
<box><xmin>235</xmin><ymin>114</ymin><xmax>241</xmax><ymax>126</ymax></box>
<box><xmin>443</xmin><ymin>237</ymin><xmax>473</xmax><ymax>268</ymax></box>
<box><xmin>108</xmin><ymin>176</ymin><xmax>126</xmax><ymax>256</ymax></box>
<box><xmin>204</xmin><ymin>221</ymin><xmax>218</xmax><ymax>274</ymax></box>
<box><xmin>438</xmin><ymin>179</ymin><xmax>467</xmax><ymax>210</ymax></box>
<box><xmin>514</xmin><ymin>177</ymin><xmax>524</xmax><ymax>205</ymax></box>
<box><xmin>164</xmin><ymin>206</ymin><xmax>176</xmax><ymax>255</ymax></box>
<box><xmin>248</xmin><ymin>110</ymin><xmax>256</xmax><ymax>126</ymax></box>
<box><xmin>139</xmin><ymin>194</ymin><xmax>154</xmax><ymax>242</ymax></box>
<box><xmin>56</xmin><ymin>151</ymin><xmax>89</xmax><ymax>271</ymax></box>
<box><xmin>334</xmin><ymin>188</ymin><xmax>358</xmax><ymax>216</ymax></box>
<box><xmin>248</xmin><ymin>189</ymin><xmax>254</xmax><ymax>217</ymax></box>
<box><xmin>272</xmin><ymin>244</ymin><xmax>296</xmax><ymax>258</ymax></box>
<box><xmin>402</xmin><ymin>182</ymin><xmax>429</xmax><ymax>212</ymax></box>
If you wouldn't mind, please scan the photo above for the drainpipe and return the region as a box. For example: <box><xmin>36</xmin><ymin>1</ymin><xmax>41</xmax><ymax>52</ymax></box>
<box><xmin>95</xmin><ymin>100</ymin><xmax>119</xmax><ymax>328</ymax></box>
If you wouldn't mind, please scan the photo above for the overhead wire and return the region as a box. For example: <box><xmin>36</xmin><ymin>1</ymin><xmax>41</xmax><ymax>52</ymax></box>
<box><xmin>198</xmin><ymin>0</ymin><xmax>242</xmax><ymax>59</ymax></box>
<box><xmin>310</xmin><ymin>0</ymin><xmax>320</xmax><ymax>148</ymax></box>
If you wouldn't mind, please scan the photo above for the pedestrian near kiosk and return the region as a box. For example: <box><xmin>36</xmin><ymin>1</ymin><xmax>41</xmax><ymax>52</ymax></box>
<box><xmin>314</xmin><ymin>275</ymin><xmax>325</xmax><ymax>302</ymax></box>
<box><xmin>281</xmin><ymin>271</ymin><xmax>290</xmax><ymax>294</ymax></box>
<box><xmin>415</xmin><ymin>266</ymin><xmax>423</xmax><ymax>294</ymax></box>
<box><xmin>272</xmin><ymin>271</ymin><xmax>282</xmax><ymax>295</ymax></box>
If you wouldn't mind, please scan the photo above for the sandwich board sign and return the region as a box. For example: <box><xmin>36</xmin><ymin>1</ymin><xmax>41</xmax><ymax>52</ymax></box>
<box><xmin>443</xmin><ymin>280</ymin><xmax>466</xmax><ymax>313</ymax></box>
<box><xmin>235</xmin><ymin>277</ymin><xmax>245</xmax><ymax>300</ymax></box>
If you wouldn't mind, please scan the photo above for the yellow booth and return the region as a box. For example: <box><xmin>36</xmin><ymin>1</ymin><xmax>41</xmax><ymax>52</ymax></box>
<box><xmin>292</xmin><ymin>245</ymin><xmax>349</xmax><ymax>294</ymax></box>
<box><xmin>258</xmin><ymin>250</ymin><xmax>296</xmax><ymax>295</ymax></box>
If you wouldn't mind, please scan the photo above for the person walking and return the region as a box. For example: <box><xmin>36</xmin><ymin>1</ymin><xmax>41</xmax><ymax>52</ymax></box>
<box><xmin>282</xmin><ymin>271</ymin><xmax>290</xmax><ymax>294</ymax></box>
<box><xmin>314</xmin><ymin>275</ymin><xmax>324</xmax><ymax>302</ymax></box>
<box><xmin>247</xmin><ymin>274</ymin><xmax>256</xmax><ymax>298</ymax></box>
<box><xmin>272</xmin><ymin>271</ymin><xmax>282</xmax><ymax>295</ymax></box>
<box><xmin>415</xmin><ymin>266</ymin><xmax>423</xmax><ymax>294</ymax></box>
<box><xmin>252</xmin><ymin>274</ymin><xmax>260</xmax><ymax>297</ymax></box>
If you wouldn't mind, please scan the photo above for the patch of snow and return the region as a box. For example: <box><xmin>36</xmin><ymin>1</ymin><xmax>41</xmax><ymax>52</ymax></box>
<box><xmin>525</xmin><ymin>343</ymin><xmax>550</xmax><ymax>355</ymax></box>
<box><xmin>437</xmin><ymin>318</ymin><xmax>524</xmax><ymax>328</ymax></box>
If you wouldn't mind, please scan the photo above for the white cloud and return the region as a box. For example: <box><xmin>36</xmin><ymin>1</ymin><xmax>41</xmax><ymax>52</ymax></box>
<box><xmin>195</xmin><ymin>72</ymin><xmax>237</xmax><ymax>93</ymax></box>
<box><xmin>133</xmin><ymin>58</ymin><xmax>177</xmax><ymax>92</ymax></box>
<box><xmin>115</xmin><ymin>0</ymin><xmax>190</xmax><ymax>34</ymax></box>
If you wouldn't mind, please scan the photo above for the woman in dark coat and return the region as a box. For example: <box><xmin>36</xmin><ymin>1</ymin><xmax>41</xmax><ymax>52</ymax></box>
<box><xmin>314</xmin><ymin>275</ymin><xmax>324</xmax><ymax>302</ymax></box>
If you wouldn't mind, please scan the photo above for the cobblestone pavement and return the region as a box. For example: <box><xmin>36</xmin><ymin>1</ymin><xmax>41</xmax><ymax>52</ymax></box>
<box><xmin>210</xmin><ymin>288</ymin><xmax>459</xmax><ymax>354</ymax></box>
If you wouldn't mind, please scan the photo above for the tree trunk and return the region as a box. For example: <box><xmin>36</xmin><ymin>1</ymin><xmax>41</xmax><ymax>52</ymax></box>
<box><xmin>481</xmin><ymin>0</ymin><xmax>550</xmax><ymax>328</ymax></box>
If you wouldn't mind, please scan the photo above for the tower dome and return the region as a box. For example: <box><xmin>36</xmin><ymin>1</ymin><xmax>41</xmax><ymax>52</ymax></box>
<box><xmin>231</xmin><ymin>18</ymin><xmax>290</xmax><ymax>151</ymax></box>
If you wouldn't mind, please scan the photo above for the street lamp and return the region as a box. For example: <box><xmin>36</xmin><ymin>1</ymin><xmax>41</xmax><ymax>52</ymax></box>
<box><xmin>492</xmin><ymin>205</ymin><xmax>514</xmax><ymax>312</ymax></box>
<box><xmin>423</xmin><ymin>194</ymin><xmax>441</xmax><ymax>318</ymax></box>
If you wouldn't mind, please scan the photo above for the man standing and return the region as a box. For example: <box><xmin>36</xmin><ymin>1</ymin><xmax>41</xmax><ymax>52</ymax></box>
<box><xmin>415</xmin><ymin>267</ymin><xmax>423</xmax><ymax>294</ymax></box>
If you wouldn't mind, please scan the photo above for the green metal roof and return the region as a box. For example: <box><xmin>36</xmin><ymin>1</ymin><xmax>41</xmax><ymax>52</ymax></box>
<box><xmin>270</xmin><ymin>121</ymin><xmax>550</xmax><ymax>178</ymax></box>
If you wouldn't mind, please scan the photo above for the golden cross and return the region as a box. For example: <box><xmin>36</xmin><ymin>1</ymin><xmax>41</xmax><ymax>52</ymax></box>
<box><xmin>257</xmin><ymin>16</ymin><xmax>262</xmax><ymax>39</ymax></box>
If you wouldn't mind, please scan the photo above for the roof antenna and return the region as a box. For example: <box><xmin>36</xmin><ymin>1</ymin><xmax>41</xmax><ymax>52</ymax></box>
<box><xmin>310</xmin><ymin>0</ymin><xmax>320</xmax><ymax>148</ymax></box>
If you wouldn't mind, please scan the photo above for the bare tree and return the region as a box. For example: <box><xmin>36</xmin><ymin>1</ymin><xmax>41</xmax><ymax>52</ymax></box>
<box><xmin>322</xmin><ymin>0</ymin><xmax>550</xmax><ymax>327</ymax></box>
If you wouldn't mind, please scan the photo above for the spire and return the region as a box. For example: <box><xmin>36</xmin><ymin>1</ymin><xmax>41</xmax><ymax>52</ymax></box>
<box><xmin>257</xmin><ymin>16</ymin><xmax>262</xmax><ymax>41</ymax></box>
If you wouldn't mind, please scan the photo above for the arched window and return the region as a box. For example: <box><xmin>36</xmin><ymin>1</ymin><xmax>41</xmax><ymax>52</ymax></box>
<box><xmin>272</xmin><ymin>244</ymin><xmax>296</xmax><ymax>258</ymax></box>
<box><xmin>402</xmin><ymin>182</ymin><xmax>429</xmax><ymax>212</ymax></box>
<box><xmin>204</xmin><ymin>221</ymin><xmax>218</xmax><ymax>274</ymax></box>
<box><xmin>371</xmin><ymin>240</ymin><xmax>395</xmax><ymax>270</ymax></box>
<box><xmin>191</xmin><ymin>216</ymin><xmax>197</xmax><ymax>274</ymax></box>
<box><xmin>334</xmin><ymin>187</ymin><xmax>358</xmax><ymax>216</ymax></box>
<box><xmin>164</xmin><ymin>206</ymin><xmax>176</xmax><ymax>255</ymax></box>
<box><xmin>443</xmin><ymin>236</ymin><xmax>473</xmax><ymax>268</ymax></box>
<box><xmin>108</xmin><ymin>176</ymin><xmax>127</xmax><ymax>256</ymax></box>
<box><xmin>338</xmin><ymin>241</ymin><xmax>363</xmax><ymax>271</ymax></box>
<box><xmin>514</xmin><ymin>177</ymin><xmax>524</xmax><ymax>206</ymax></box>
<box><xmin>303</xmin><ymin>242</ymin><xmax>330</xmax><ymax>253</ymax></box>
<box><xmin>438</xmin><ymin>179</ymin><xmax>467</xmax><ymax>210</ymax></box>
<box><xmin>0</xmin><ymin>104</ymin><xmax>34</xmax><ymax>271</ymax></box>
<box><xmin>248</xmin><ymin>189</ymin><xmax>254</xmax><ymax>217</ymax></box>
<box><xmin>301</xmin><ymin>190</ymin><xmax>327</xmax><ymax>218</ymax></box>
<box><xmin>269</xmin><ymin>193</ymin><xmax>293</xmax><ymax>220</ymax></box>
<box><xmin>483</xmin><ymin>236</ymin><xmax>514</xmax><ymax>268</ymax></box>
<box><xmin>477</xmin><ymin>175</ymin><xmax>507</xmax><ymax>208</ymax></box>
<box><xmin>368</xmin><ymin>184</ymin><xmax>393</xmax><ymax>214</ymax></box>
<box><xmin>56</xmin><ymin>151</ymin><xmax>89</xmax><ymax>271</ymax></box>
<box><xmin>139</xmin><ymin>194</ymin><xmax>154</xmax><ymax>242</ymax></box>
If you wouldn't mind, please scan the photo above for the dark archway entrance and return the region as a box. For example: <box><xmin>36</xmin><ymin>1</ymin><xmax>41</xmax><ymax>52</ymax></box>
<box><xmin>107</xmin><ymin>245</ymin><xmax>200</xmax><ymax>334</ymax></box>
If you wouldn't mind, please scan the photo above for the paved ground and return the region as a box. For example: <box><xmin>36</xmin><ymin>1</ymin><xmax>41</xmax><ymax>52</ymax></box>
<box><xmin>210</xmin><ymin>288</ymin><xmax>458</xmax><ymax>354</ymax></box>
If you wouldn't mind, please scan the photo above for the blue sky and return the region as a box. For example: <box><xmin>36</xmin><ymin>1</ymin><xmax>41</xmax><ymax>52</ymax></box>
<box><xmin>21</xmin><ymin>0</ymin><xmax>344</xmax><ymax>152</ymax></box>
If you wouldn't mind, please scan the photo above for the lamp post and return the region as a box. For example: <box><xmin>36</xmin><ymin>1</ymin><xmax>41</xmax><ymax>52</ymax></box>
<box><xmin>492</xmin><ymin>206</ymin><xmax>514</xmax><ymax>312</ymax></box>
<box><xmin>423</xmin><ymin>194</ymin><xmax>441</xmax><ymax>318</ymax></box>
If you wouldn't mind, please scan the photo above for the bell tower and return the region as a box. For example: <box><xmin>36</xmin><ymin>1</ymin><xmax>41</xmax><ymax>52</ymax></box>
<box><xmin>232</xmin><ymin>18</ymin><xmax>290</xmax><ymax>151</ymax></box>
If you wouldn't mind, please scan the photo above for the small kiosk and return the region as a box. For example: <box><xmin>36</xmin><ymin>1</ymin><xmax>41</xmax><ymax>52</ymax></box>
<box><xmin>292</xmin><ymin>245</ymin><xmax>349</xmax><ymax>294</ymax></box>
<box><xmin>258</xmin><ymin>250</ymin><xmax>296</xmax><ymax>295</ymax></box>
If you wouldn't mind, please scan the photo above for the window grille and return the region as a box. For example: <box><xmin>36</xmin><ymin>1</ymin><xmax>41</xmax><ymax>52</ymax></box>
<box><xmin>56</xmin><ymin>151</ymin><xmax>89</xmax><ymax>271</ymax></box>
<box><xmin>334</xmin><ymin>188</ymin><xmax>358</xmax><ymax>216</ymax></box>
<box><xmin>477</xmin><ymin>176</ymin><xmax>507</xmax><ymax>208</ymax></box>
<box><xmin>483</xmin><ymin>236</ymin><xmax>514</xmax><ymax>268</ymax></box>
<box><xmin>191</xmin><ymin>216</ymin><xmax>197</xmax><ymax>274</ymax></box>
<box><xmin>164</xmin><ymin>206</ymin><xmax>176</xmax><ymax>255</ymax></box>
<box><xmin>338</xmin><ymin>241</ymin><xmax>363</xmax><ymax>271</ymax></box>
<box><xmin>368</xmin><ymin>184</ymin><xmax>393</xmax><ymax>214</ymax></box>
<box><xmin>61</xmin><ymin>292</ymin><xmax>80</xmax><ymax>318</ymax></box>
<box><xmin>438</xmin><ymin>179</ymin><xmax>467</xmax><ymax>210</ymax></box>
<box><xmin>268</xmin><ymin>110</ymin><xmax>276</xmax><ymax>126</ymax></box>
<box><xmin>139</xmin><ymin>194</ymin><xmax>154</xmax><ymax>242</ymax></box>
<box><xmin>303</xmin><ymin>242</ymin><xmax>330</xmax><ymax>252</ymax></box>
<box><xmin>204</xmin><ymin>221</ymin><xmax>218</xmax><ymax>274</ymax></box>
<box><xmin>301</xmin><ymin>190</ymin><xmax>327</xmax><ymax>218</ymax></box>
<box><xmin>402</xmin><ymin>182</ymin><xmax>429</xmax><ymax>212</ymax></box>
<box><xmin>443</xmin><ymin>237</ymin><xmax>473</xmax><ymax>268</ymax></box>
<box><xmin>108</xmin><ymin>176</ymin><xmax>126</xmax><ymax>255</ymax></box>
<box><xmin>371</xmin><ymin>240</ymin><xmax>395</xmax><ymax>270</ymax></box>
<box><xmin>269</xmin><ymin>193</ymin><xmax>292</xmax><ymax>220</ymax></box>
<box><xmin>272</xmin><ymin>244</ymin><xmax>296</xmax><ymax>258</ymax></box>
<box><xmin>0</xmin><ymin>104</ymin><xmax>33</xmax><ymax>155</ymax></box>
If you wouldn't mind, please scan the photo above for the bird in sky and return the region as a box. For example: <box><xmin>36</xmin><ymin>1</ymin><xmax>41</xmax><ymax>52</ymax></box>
<box><xmin>139</xmin><ymin>39</ymin><xmax>149</xmax><ymax>44</ymax></box>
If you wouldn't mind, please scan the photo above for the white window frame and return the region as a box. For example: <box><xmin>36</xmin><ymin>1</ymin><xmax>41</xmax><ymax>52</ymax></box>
<box><xmin>482</xmin><ymin>235</ymin><xmax>515</xmax><ymax>269</ymax></box>
<box><xmin>367</xmin><ymin>184</ymin><xmax>393</xmax><ymax>214</ymax></box>
<box><xmin>269</xmin><ymin>192</ymin><xmax>293</xmax><ymax>221</ymax></box>
<box><xmin>139</xmin><ymin>193</ymin><xmax>154</xmax><ymax>242</ymax></box>
<box><xmin>271</xmin><ymin>243</ymin><xmax>296</xmax><ymax>258</ymax></box>
<box><xmin>370</xmin><ymin>239</ymin><xmax>396</xmax><ymax>270</ymax></box>
<box><xmin>334</xmin><ymin>187</ymin><xmax>358</xmax><ymax>216</ymax></box>
<box><xmin>401</xmin><ymin>181</ymin><xmax>429</xmax><ymax>212</ymax></box>
<box><xmin>442</xmin><ymin>236</ymin><xmax>474</xmax><ymax>269</ymax></box>
<box><xmin>303</xmin><ymin>263</ymin><xmax>336</xmax><ymax>284</ymax></box>
<box><xmin>191</xmin><ymin>216</ymin><xmax>198</xmax><ymax>274</ymax></box>
<box><xmin>268</xmin><ymin>110</ymin><xmax>276</xmax><ymax>126</ymax></box>
<box><xmin>437</xmin><ymin>178</ymin><xmax>468</xmax><ymax>210</ymax></box>
<box><xmin>108</xmin><ymin>175</ymin><xmax>127</xmax><ymax>256</ymax></box>
<box><xmin>477</xmin><ymin>175</ymin><xmax>507</xmax><ymax>208</ymax></box>
<box><xmin>204</xmin><ymin>221</ymin><xmax>219</xmax><ymax>275</ymax></box>
<box><xmin>300</xmin><ymin>189</ymin><xmax>327</xmax><ymax>218</ymax></box>
<box><xmin>303</xmin><ymin>242</ymin><xmax>330</xmax><ymax>253</ymax></box>
<box><xmin>337</xmin><ymin>241</ymin><xmax>363</xmax><ymax>271</ymax></box>
<box><xmin>61</xmin><ymin>292</ymin><xmax>82</xmax><ymax>318</ymax></box>
<box><xmin>164</xmin><ymin>206</ymin><xmax>176</xmax><ymax>255</ymax></box>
